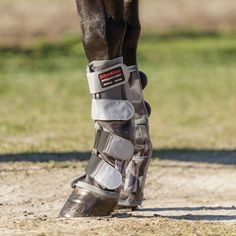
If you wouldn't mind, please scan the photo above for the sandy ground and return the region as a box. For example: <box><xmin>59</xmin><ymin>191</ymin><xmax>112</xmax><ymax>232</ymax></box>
<box><xmin>0</xmin><ymin>152</ymin><xmax>236</xmax><ymax>235</ymax></box>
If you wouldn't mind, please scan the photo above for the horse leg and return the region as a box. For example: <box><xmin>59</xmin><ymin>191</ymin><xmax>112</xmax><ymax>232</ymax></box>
<box><xmin>118</xmin><ymin>0</ymin><xmax>152</xmax><ymax>208</ymax></box>
<box><xmin>60</xmin><ymin>0</ymin><xmax>136</xmax><ymax>217</ymax></box>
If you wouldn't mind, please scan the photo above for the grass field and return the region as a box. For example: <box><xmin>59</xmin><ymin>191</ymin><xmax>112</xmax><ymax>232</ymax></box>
<box><xmin>1</xmin><ymin>32</ymin><xmax>236</xmax><ymax>235</ymax></box>
<box><xmin>0</xmin><ymin>32</ymin><xmax>236</xmax><ymax>153</ymax></box>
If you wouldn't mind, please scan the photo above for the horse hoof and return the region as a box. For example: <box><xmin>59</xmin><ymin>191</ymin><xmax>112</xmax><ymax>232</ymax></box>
<box><xmin>117</xmin><ymin>199</ymin><xmax>141</xmax><ymax>210</ymax></box>
<box><xmin>117</xmin><ymin>189</ymin><xmax>142</xmax><ymax>210</ymax></box>
<box><xmin>59</xmin><ymin>181</ymin><xmax>119</xmax><ymax>217</ymax></box>
<box><xmin>115</xmin><ymin>204</ymin><xmax>138</xmax><ymax>211</ymax></box>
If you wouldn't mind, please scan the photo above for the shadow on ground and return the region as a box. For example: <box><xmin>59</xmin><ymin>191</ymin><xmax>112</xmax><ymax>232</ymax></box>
<box><xmin>113</xmin><ymin>213</ymin><xmax>236</xmax><ymax>221</ymax></box>
<box><xmin>113</xmin><ymin>206</ymin><xmax>236</xmax><ymax>221</ymax></box>
<box><xmin>153</xmin><ymin>149</ymin><xmax>236</xmax><ymax>165</ymax></box>
<box><xmin>0</xmin><ymin>149</ymin><xmax>235</xmax><ymax>165</ymax></box>
<box><xmin>137</xmin><ymin>206</ymin><xmax>236</xmax><ymax>212</ymax></box>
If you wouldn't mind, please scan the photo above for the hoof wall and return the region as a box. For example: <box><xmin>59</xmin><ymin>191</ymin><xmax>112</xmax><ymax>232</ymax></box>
<box><xmin>60</xmin><ymin>183</ymin><xmax>118</xmax><ymax>217</ymax></box>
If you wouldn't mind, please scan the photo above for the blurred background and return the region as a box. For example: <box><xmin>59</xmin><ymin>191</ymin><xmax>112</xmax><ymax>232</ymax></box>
<box><xmin>1</xmin><ymin>2</ymin><xmax>236</xmax><ymax>234</ymax></box>
<box><xmin>0</xmin><ymin>0</ymin><xmax>236</xmax><ymax>45</ymax></box>
<box><xmin>0</xmin><ymin>0</ymin><xmax>236</xmax><ymax>154</ymax></box>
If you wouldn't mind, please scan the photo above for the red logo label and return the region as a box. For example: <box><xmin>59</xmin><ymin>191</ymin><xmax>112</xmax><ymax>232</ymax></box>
<box><xmin>98</xmin><ymin>67</ymin><xmax>125</xmax><ymax>88</ymax></box>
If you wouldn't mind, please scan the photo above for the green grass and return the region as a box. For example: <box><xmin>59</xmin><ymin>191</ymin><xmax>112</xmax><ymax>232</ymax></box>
<box><xmin>0</xmin><ymin>32</ymin><xmax>236</xmax><ymax>153</ymax></box>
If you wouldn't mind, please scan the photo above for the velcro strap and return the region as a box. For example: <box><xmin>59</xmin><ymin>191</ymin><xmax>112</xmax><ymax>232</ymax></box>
<box><xmin>85</xmin><ymin>154</ymin><xmax>101</xmax><ymax>175</ymax></box>
<box><xmin>94</xmin><ymin>130</ymin><xmax>134</xmax><ymax>160</ymax></box>
<box><xmin>128</xmin><ymin>65</ymin><xmax>138</xmax><ymax>73</ymax></box>
<box><xmin>85</xmin><ymin>154</ymin><xmax>122</xmax><ymax>190</ymax></box>
<box><xmin>87</xmin><ymin>64</ymin><xmax>130</xmax><ymax>94</ymax></box>
<box><xmin>92</xmin><ymin>99</ymin><xmax>134</xmax><ymax>121</ymax></box>
<box><xmin>135</xmin><ymin>116</ymin><xmax>148</xmax><ymax>125</ymax></box>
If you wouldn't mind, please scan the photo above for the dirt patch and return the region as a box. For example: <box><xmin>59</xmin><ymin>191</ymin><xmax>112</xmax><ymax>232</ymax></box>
<box><xmin>0</xmin><ymin>0</ymin><xmax>236</xmax><ymax>46</ymax></box>
<box><xmin>0</xmin><ymin>154</ymin><xmax>236</xmax><ymax>235</ymax></box>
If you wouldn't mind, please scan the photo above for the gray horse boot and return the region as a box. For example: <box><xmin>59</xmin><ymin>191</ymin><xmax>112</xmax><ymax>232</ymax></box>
<box><xmin>118</xmin><ymin>66</ymin><xmax>152</xmax><ymax>208</ymax></box>
<box><xmin>60</xmin><ymin>57</ymin><xmax>135</xmax><ymax>217</ymax></box>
